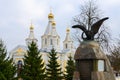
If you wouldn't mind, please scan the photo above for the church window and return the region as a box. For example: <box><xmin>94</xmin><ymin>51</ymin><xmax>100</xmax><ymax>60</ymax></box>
<box><xmin>50</xmin><ymin>39</ymin><xmax>53</xmax><ymax>45</ymax></box>
<box><xmin>45</xmin><ymin>38</ymin><xmax>47</xmax><ymax>45</ymax></box>
<box><xmin>17</xmin><ymin>60</ymin><xmax>22</xmax><ymax>69</ymax></box>
<box><xmin>57</xmin><ymin>39</ymin><xmax>59</xmax><ymax>45</ymax></box>
<box><xmin>66</xmin><ymin>44</ymin><xmax>68</xmax><ymax>49</ymax></box>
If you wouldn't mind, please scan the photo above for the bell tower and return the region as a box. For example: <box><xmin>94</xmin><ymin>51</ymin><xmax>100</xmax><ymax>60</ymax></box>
<box><xmin>41</xmin><ymin>11</ymin><xmax>60</xmax><ymax>52</ymax></box>
<box><xmin>63</xmin><ymin>27</ymin><xmax>73</xmax><ymax>52</ymax></box>
<box><xmin>26</xmin><ymin>23</ymin><xmax>38</xmax><ymax>45</ymax></box>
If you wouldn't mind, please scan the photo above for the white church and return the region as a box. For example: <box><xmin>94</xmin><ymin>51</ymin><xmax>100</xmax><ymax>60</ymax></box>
<box><xmin>9</xmin><ymin>11</ymin><xmax>75</xmax><ymax>72</ymax></box>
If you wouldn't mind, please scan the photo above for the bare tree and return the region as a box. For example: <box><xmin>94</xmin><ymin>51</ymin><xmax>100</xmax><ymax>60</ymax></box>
<box><xmin>107</xmin><ymin>45</ymin><xmax>120</xmax><ymax>74</ymax></box>
<box><xmin>107</xmin><ymin>35</ymin><xmax>120</xmax><ymax>73</ymax></box>
<box><xmin>72</xmin><ymin>0</ymin><xmax>111</xmax><ymax>51</ymax></box>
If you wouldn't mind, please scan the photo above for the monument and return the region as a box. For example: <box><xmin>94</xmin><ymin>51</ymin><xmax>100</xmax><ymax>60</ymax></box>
<box><xmin>72</xmin><ymin>17</ymin><xmax>116</xmax><ymax>80</ymax></box>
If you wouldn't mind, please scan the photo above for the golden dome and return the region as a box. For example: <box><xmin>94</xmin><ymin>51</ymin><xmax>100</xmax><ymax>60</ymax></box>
<box><xmin>48</xmin><ymin>12</ymin><xmax>54</xmax><ymax>19</ymax></box>
<box><xmin>30</xmin><ymin>23</ymin><xmax>34</xmax><ymax>30</ymax></box>
<box><xmin>52</xmin><ymin>21</ymin><xmax>56</xmax><ymax>26</ymax></box>
<box><xmin>66</xmin><ymin>27</ymin><xmax>70</xmax><ymax>32</ymax></box>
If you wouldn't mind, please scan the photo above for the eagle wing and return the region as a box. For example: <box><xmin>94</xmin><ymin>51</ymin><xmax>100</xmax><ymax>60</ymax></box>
<box><xmin>72</xmin><ymin>25</ymin><xmax>87</xmax><ymax>33</ymax></box>
<box><xmin>91</xmin><ymin>17</ymin><xmax>109</xmax><ymax>35</ymax></box>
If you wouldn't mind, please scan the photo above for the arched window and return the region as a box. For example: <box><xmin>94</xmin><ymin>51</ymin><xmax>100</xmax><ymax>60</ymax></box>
<box><xmin>50</xmin><ymin>39</ymin><xmax>53</xmax><ymax>45</ymax></box>
<box><xmin>17</xmin><ymin>60</ymin><xmax>22</xmax><ymax>69</ymax></box>
<box><xmin>17</xmin><ymin>60</ymin><xmax>23</xmax><ymax>76</ymax></box>
<box><xmin>45</xmin><ymin>38</ymin><xmax>47</xmax><ymax>45</ymax></box>
<box><xmin>57</xmin><ymin>39</ymin><xmax>59</xmax><ymax>45</ymax></box>
<box><xmin>66</xmin><ymin>44</ymin><xmax>68</xmax><ymax>49</ymax></box>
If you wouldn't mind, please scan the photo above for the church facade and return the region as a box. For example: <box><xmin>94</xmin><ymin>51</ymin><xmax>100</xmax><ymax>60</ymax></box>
<box><xmin>9</xmin><ymin>11</ymin><xmax>75</xmax><ymax>72</ymax></box>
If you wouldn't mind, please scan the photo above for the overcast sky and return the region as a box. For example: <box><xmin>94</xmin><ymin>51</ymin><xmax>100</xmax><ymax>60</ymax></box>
<box><xmin>0</xmin><ymin>0</ymin><xmax>120</xmax><ymax>51</ymax></box>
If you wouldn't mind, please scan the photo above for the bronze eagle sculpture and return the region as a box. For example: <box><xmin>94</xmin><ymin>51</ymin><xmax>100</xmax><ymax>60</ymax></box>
<box><xmin>72</xmin><ymin>17</ymin><xmax>109</xmax><ymax>40</ymax></box>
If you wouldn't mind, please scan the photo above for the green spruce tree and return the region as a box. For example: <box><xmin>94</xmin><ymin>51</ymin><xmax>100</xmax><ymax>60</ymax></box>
<box><xmin>46</xmin><ymin>48</ymin><xmax>63</xmax><ymax>80</ymax></box>
<box><xmin>21</xmin><ymin>41</ymin><xmax>46</xmax><ymax>80</ymax></box>
<box><xmin>0</xmin><ymin>40</ymin><xmax>16</xmax><ymax>80</ymax></box>
<box><xmin>65</xmin><ymin>55</ymin><xmax>75</xmax><ymax>80</ymax></box>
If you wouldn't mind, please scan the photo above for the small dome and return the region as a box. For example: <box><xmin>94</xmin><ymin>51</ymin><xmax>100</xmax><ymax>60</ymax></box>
<box><xmin>52</xmin><ymin>21</ymin><xmax>56</xmax><ymax>26</ymax></box>
<box><xmin>30</xmin><ymin>23</ymin><xmax>34</xmax><ymax>30</ymax></box>
<box><xmin>66</xmin><ymin>27</ymin><xmax>70</xmax><ymax>32</ymax></box>
<box><xmin>48</xmin><ymin>12</ymin><xmax>54</xmax><ymax>19</ymax></box>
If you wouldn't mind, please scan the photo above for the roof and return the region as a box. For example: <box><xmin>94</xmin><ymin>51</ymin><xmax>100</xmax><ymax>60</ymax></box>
<box><xmin>9</xmin><ymin>45</ymin><xmax>27</xmax><ymax>58</ymax></box>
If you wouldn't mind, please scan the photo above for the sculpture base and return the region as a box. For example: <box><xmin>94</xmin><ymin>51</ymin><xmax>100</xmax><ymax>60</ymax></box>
<box><xmin>73</xmin><ymin>41</ymin><xmax>115</xmax><ymax>80</ymax></box>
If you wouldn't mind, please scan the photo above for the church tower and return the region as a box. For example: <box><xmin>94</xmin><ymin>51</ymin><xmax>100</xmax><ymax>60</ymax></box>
<box><xmin>41</xmin><ymin>11</ymin><xmax>60</xmax><ymax>52</ymax></box>
<box><xmin>26</xmin><ymin>23</ymin><xmax>38</xmax><ymax>45</ymax></box>
<box><xmin>63</xmin><ymin>27</ymin><xmax>73</xmax><ymax>52</ymax></box>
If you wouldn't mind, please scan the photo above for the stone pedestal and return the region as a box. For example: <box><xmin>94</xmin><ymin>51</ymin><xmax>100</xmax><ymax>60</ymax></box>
<box><xmin>73</xmin><ymin>71</ymin><xmax>80</xmax><ymax>80</ymax></box>
<box><xmin>73</xmin><ymin>41</ymin><xmax>115</xmax><ymax>80</ymax></box>
<box><xmin>18</xmin><ymin>78</ymin><xmax>22</xmax><ymax>80</ymax></box>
